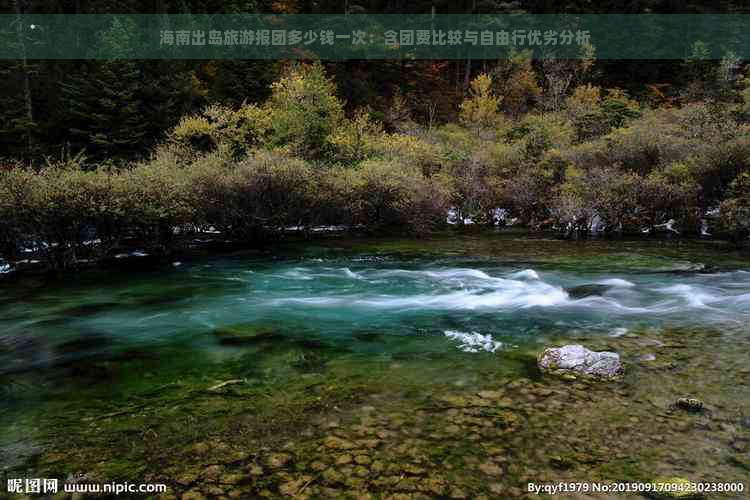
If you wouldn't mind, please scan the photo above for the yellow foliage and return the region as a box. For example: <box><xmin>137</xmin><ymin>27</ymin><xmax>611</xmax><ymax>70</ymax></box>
<box><xmin>370</xmin><ymin>133</ymin><xmax>441</xmax><ymax>171</ymax></box>
<box><xmin>567</xmin><ymin>84</ymin><xmax>601</xmax><ymax>115</ymax></box>
<box><xmin>172</xmin><ymin>116</ymin><xmax>213</xmax><ymax>142</ymax></box>
<box><xmin>329</xmin><ymin>108</ymin><xmax>384</xmax><ymax>164</ymax></box>
<box><xmin>459</xmin><ymin>73</ymin><xmax>502</xmax><ymax>130</ymax></box>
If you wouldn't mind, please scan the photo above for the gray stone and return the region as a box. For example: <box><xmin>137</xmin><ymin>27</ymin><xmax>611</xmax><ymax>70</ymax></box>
<box><xmin>565</xmin><ymin>284</ymin><xmax>612</xmax><ymax>299</ymax></box>
<box><xmin>537</xmin><ymin>345</ymin><xmax>623</xmax><ymax>380</ymax></box>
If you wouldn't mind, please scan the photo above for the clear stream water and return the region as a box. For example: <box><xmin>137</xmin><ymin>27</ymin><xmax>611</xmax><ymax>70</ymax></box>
<box><xmin>2</xmin><ymin>237</ymin><xmax>749</xmax><ymax>368</ymax></box>
<box><xmin>1</xmin><ymin>232</ymin><xmax>749</xmax><ymax>497</ymax></box>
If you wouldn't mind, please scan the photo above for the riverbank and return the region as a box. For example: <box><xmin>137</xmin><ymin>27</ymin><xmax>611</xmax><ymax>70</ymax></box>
<box><xmin>1</xmin><ymin>226</ymin><xmax>746</xmax><ymax>281</ymax></box>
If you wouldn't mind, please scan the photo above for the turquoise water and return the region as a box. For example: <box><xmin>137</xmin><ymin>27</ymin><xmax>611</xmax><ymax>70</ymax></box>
<box><xmin>2</xmin><ymin>243</ymin><xmax>749</xmax><ymax>369</ymax></box>
<box><xmin>1</xmin><ymin>233</ymin><xmax>749</xmax><ymax>497</ymax></box>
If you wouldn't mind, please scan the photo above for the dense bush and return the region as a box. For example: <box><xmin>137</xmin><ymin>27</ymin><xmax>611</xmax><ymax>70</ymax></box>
<box><xmin>639</xmin><ymin>163</ymin><xmax>700</xmax><ymax>230</ymax></box>
<box><xmin>552</xmin><ymin>166</ymin><xmax>642</xmax><ymax>235</ymax></box>
<box><xmin>329</xmin><ymin>108</ymin><xmax>384</xmax><ymax>165</ymax></box>
<box><xmin>509</xmin><ymin>113</ymin><xmax>575</xmax><ymax>160</ymax></box>
<box><xmin>171</xmin><ymin>104</ymin><xmax>272</xmax><ymax>158</ymax></box>
<box><xmin>719</xmin><ymin>172</ymin><xmax>750</xmax><ymax>243</ymax></box>
<box><xmin>3</xmin><ymin>59</ymin><xmax>750</xmax><ymax>272</ymax></box>
<box><xmin>0</xmin><ymin>161</ymin><xmax>124</xmax><ymax>268</ymax></box>
<box><xmin>346</xmin><ymin>160</ymin><xmax>450</xmax><ymax>234</ymax></box>
<box><xmin>212</xmin><ymin>151</ymin><xmax>316</xmax><ymax>240</ymax></box>
<box><xmin>551</xmin><ymin>161</ymin><xmax>701</xmax><ymax>236</ymax></box>
<box><xmin>564</xmin><ymin>85</ymin><xmax>641</xmax><ymax>141</ymax></box>
<box><xmin>117</xmin><ymin>159</ymin><xmax>196</xmax><ymax>253</ymax></box>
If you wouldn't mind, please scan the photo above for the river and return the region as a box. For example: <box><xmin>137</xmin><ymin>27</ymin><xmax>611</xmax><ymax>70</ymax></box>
<box><xmin>1</xmin><ymin>232</ymin><xmax>748</xmax><ymax>498</ymax></box>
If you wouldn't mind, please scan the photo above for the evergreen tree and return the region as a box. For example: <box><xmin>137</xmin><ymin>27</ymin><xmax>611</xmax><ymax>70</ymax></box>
<box><xmin>61</xmin><ymin>60</ymin><xmax>147</xmax><ymax>160</ymax></box>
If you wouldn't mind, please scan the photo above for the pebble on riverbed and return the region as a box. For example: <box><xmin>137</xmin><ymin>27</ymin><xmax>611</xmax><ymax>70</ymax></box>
<box><xmin>645</xmin><ymin>477</ymin><xmax>705</xmax><ymax>499</ymax></box>
<box><xmin>674</xmin><ymin>397</ymin><xmax>704</xmax><ymax>413</ymax></box>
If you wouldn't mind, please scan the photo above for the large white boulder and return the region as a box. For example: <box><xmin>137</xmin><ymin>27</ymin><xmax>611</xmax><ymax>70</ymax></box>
<box><xmin>538</xmin><ymin>344</ymin><xmax>624</xmax><ymax>381</ymax></box>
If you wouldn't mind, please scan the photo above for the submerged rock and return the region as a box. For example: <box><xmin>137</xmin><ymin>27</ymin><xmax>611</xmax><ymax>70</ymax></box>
<box><xmin>323</xmin><ymin>436</ymin><xmax>356</xmax><ymax>450</ymax></box>
<box><xmin>265</xmin><ymin>452</ymin><xmax>292</xmax><ymax>469</ymax></box>
<box><xmin>565</xmin><ymin>284</ymin><xmax>612</xmax><ymax>299</ymax></box>
<box><xmin>537</xmin><ymin>345</ymin><xmax>624</xmax><ymax>380</ymax></box>
<box><xmin>674</xmin><ymin>397</ymin><xmax>704</xmax><ymax>413</ymax></box>
<box><xmin>201</xmin><ymin>464</ymin><xmax>223</xmax><ymax>482</ymax></box>
<box><xmin>213</xmin><ymin>324</ymin><xmax>279</xmax><ymax>345</ymax></box>
<box><xmin>478</xmin><ymin>461</ymin><xmax>503</xmax><ymax>476</ymax></box>
<box><xmin>278</xmin><ymin>478</ymin><xmax>306</xmax><ymax>496</ymax></box>
<box><xmin>182</xmin><ymin>490</ymin><xmax>207</xmax><ymax>500</ymax></box>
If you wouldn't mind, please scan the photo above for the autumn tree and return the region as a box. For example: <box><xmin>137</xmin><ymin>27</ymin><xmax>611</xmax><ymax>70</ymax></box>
<box><xmin>459</xmin><ymin>73</ymin><xmax>502</xmax><ymax>132</ymax></box>
<box><xmin>491</xmin><ymin>50</ymin><xmax>542</xmax><ymax>117</ymax></box>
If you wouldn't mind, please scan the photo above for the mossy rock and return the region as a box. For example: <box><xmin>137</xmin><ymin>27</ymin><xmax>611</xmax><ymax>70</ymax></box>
<box><xmin>645</xmin><ymin>477</ymin><xmax>704</xmax><ymax>499</ymax></box>
<box><xmin>213</xmin><ymin>325</ymin><xmax>279</xmax><ymax>345</ymax></box>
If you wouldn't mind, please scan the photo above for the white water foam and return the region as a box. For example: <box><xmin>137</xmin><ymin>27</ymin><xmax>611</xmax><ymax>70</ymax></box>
<box><xmin>655</xmin><ymin>284</ymin><xmax>721</xmax><ymax>308</ymax></box>
<box><xmin>278</xmin><ymin>268</ymin><xmax>315</xmax><ymax>280</ymax></box>
<box><xmin>444</xmin><ymin>330</ymin><xmax>503</xmax><ymax>353</ymax></box>
<box><xmin>508</xmin><ymin>269</ymin><xmax>540</xmax><ymax>280</ymax></box>
<box><xmin>264</xmin><ymin>265</ymin><xmax>750</xmax><ymax>320</ymax></box>
<box><xmin>609</xmin><ymin>327</ymin><xmax>629</xmax><ymax>337</ymax></box>
<box><xmin>599</xmin><ymin>278</ymin><xmax>636</xmax><ymax>287</ymax></box>
<box><xmin>341</xmin><ymin>268</ymin><xmax>364</xmax><ymax>280</ymax></box>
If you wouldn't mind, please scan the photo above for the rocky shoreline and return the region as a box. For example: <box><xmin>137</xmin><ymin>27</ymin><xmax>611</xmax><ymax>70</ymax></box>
<box><xmin>9</xmin><ymin>326</ymin><xmax>746</xmax><ymax>500</ymax></box>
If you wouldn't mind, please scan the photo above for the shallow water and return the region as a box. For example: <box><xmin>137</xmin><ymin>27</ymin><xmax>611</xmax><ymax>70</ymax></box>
<box><xmin>1</xmin><ymin>232</ymin><xmax>749</xmax><ymax>498</ymax></box>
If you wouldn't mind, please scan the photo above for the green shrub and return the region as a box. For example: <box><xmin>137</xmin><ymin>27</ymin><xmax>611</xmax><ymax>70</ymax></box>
<box><xmin>550</xmin><ymin>168</ymin><xmax>596</xmax><ymax>234</ymax></box>
<box><xmin>600</xmin><ymin>88</ymin><xmax>641</xmax><ymax>129</ymax></box>
<box><xmin>564</xmin><ymin>84</ymin><xmax>638</xmax><ymax>141</ymax></box>
<box><xmin>509</xmin><ymin>114</ymin><xmax>575</xmax><ymax>160</ymax></box>
<box><xmin>170</xmin><ymin>103</ymin><xmax>272</xmax><ymax>158</ymax></box>
<box><xmin>431</xmin><ymin>124</ymin><xmax>476</xmax><ymax>164</ymax></box>
<box><xmin>329</xmin><ymin>108</ymin><xmax>384</xmax><ymax>165</ymax></box>
<box><xmin>0</xmin><ymin>163</ymin><xmax>123</xmax><ymax>269</ymax></box>
<box><xmin>639</xmin><ymin>162</ymin><xmax>700</xmax><ymax>231</ymax></box>
<box><xmin>349</xmin><ymin>159</ymin><xmax>450</xmax><ymax>234</ymax></box>
<box><xmin>116</xmin><ymin>159</ymin><xmax>195</xmax><ymax>253</ymax></box>
<box><xmin>569</xmin><ymin>110</ymin><xmax>686</xmax><ymax>175</ymax></box>
<box><xmin>562</xmin><ymin>104</ymin><xmax>744</xmax><ymax>183</ymax></box>
<box><xmin>371</xmin><ymin>132</ymin><xmax>443</xmax><ymax>175</ymax></box>
<box><xmin>552</xmin><ymin>165</ymin><xmax>643</xmax><ymax>234</ymax></box>
<box><xmin>0</xmin><ymin>167</ymin><xmax>39</xmax><ymax>262</ymax></box>
<box><xmin>315</xmin><ymin>166</ymin><xmax>359</xmax><ymax>227</ymax></box>
<box><xmin>171</xmin><ymin>115</ymin><xmax>215</xmax><ymax>152</ymax></box>
<box><xmin>719</xmin><ymin>172</ymin><xmax>750</xmax><ymax>244</ymax></box>
<box><xmin>687</xmin><ymin>129</ymin><xmax>750</xmax><ymax>206</ymax></box>
<box><xmin>506</xmin><ymin>165</ymin><xmax>556</xmax><ymax>226</ymax></box>
<box><xmin>190</xmin><ymin>150</ymin><xmax>316</xmax><ymax>242</ymax></box>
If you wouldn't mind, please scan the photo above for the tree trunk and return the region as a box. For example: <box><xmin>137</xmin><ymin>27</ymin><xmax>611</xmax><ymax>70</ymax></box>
<box><xmin>13</xmin><ymin>0</ymin><xmax>34</xmax><ymax>156</ymax></box>
<box><xmin>464</xmin><ymin>57</ymin><xmax>471</xmax><ymax>90</ymax></box>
